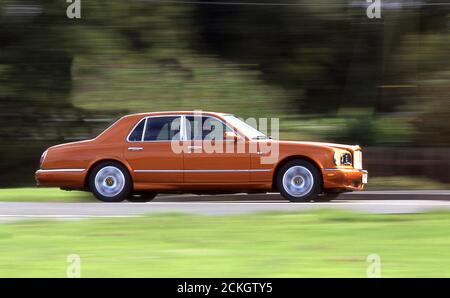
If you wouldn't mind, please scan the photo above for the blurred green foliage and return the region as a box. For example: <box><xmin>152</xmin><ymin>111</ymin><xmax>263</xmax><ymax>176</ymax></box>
<box><xmin>0</xmin><ymin>187</ymin><xmax>91</xmax><ymax>202</ymax></box>
<box><xmin>72</xmin><ymin>55</ymin><xmax>290</xmax><ymax>117</ymax></box>
<box><xmin>366</xmin><ymin>176</ymin><xmax>450</xmax><ymax>190</ymax></box>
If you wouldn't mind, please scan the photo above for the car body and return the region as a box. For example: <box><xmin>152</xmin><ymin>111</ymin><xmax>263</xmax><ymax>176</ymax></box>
<box><xmin>35</xmin><ymin>111</ymin><xmax>368</xmax><ymax>202</ymax></box>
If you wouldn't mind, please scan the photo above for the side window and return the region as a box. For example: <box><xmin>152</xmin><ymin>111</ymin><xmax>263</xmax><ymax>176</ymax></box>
<box><xmin>186</xmin><ymin>116</ymin><xmax>231</xmax><ymax>140</ymax></box>
<box><xmin>144</xmin><ymin>116</ymin><xmax>181</xmax><ymax>141</ymax></box>
<box><xmin>128</xmin><ymin>119</ymin><xmax>145</xmax><ymax>141</ymax></box>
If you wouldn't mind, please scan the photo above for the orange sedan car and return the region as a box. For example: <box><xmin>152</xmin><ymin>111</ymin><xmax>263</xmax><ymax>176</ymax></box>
<box><xmin>35</xmin><ymin>111</ymin><xmax>367</xmax><ymax>202</ymax></box>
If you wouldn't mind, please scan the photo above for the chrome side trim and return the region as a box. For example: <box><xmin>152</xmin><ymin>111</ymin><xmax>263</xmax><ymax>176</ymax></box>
<box><xmin>36</xmin><ymin>169</ymin><xmax>86</xmax><ymax>173</ymax></box>
<box><xmin>133</xmin><ymin>169</ymin><xmax>271</xmax><ymax>173</ymax></box>
<box><xmin>323</xmin><ymin>168</ymin><xmax>367</xmax><ymax>173</ymax></box>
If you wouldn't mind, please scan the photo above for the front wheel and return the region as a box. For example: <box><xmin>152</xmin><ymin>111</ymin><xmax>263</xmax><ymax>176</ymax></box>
<box><xmin>277</xmin><ymin>160</ymin><xmax>321</xmax><ymax>202</ymax></box>
<box><xmin>128</xmin><ymin>192</ymin><xmax>157</xmax><ymax>203</ymax></box>
<box><xmin>89</xmin><ymin>162</ymin><xmax>131</xmax><ymax>202</ymax></box>
<box><xmin>316</xmin><ymin>193</ymin><xmax>340</xmax><ymax>202</ymax></box>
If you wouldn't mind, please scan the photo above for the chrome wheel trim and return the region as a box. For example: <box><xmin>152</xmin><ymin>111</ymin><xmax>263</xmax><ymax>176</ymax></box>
<box><xmin>282</xmin><ymin>166</ymin><xmax>314</xmax><ymax>198</ymax></box>
<box><xmin>94</xmin><ymin>166</ymin><xmax>125</xmax><ymax>197</ymax></box>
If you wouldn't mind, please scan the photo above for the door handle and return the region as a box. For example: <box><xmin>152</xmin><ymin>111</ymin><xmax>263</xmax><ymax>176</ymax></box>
<box><xmin>187</xmin><ymin>145</ymin><xmax>202</xmax><ymax>153</ymax></box>
<box><xmin>128</xmin><ymin>147</ymin><xmax>143</xmax><ymax>151</ymax></box>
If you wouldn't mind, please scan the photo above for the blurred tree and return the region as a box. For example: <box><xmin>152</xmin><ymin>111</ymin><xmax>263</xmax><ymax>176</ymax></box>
<box><xmin>194</xmin><ymin>0</ymin><xmax>385</xmax><ymax>113</ymax></box>
<box><xmin>195</xmin><ymin>0</ymin><xmax>448</xmax><ymax>117</ymax></box>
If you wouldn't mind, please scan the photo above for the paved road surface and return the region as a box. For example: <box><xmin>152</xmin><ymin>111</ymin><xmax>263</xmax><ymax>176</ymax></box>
<box><xmin>0</xmin><ymin>191</ymin><xmax>449</xmax><ymax>221</ymax></box>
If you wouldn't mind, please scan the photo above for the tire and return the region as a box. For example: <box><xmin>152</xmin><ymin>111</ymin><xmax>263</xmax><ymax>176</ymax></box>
<box><xmin>89</xmin><ymin>161</ymin><xmax>131</xmax><ymax>202</ymax></box>
<box><xmin>277</xmin><ymin>159</ymin><xmax>322</xmax><ymax>202</ymax></box>
<box><xmin>127</xmin><ymin>192</ymin><xmax>157</xmax><ymax>203</ymax></box>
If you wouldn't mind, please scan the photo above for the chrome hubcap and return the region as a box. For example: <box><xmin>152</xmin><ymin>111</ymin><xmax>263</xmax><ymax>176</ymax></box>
<box><xmin>282</xmin><ymin>166</ymin><xmax>314</xmax><ymax>197</ymax></box>
<box><xmin>94</xmin><ymin>166</ymin><xmax>125</xmax><ymax>197</ymax></box>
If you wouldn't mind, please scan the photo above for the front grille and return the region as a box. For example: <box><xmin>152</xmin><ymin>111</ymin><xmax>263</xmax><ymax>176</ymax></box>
<box><xmin>353</xmin><ymin>150</ymin><xmax>362</xmax><ymax>170</ymax></box>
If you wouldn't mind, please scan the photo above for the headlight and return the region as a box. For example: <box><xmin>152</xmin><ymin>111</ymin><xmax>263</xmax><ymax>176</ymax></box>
<box><xmin>333</xmin><ymin>151</ymin><xmax>352</xmax><ymax>166</ymax></box>
<box><xmin>334</xmin><ymin>152</ymin><xmax>341</xmax><ymax>166</ymax></box>
<box><xmin>341</xmin><ymin>152</ymin><xmax>352</xmax><ymax>166</ymax></box>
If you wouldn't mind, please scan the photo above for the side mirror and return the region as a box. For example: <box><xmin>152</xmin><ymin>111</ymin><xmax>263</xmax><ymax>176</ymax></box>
<box><xmin>224</xmin><ymin>131</ymin><xmax>240</xmax><ymax>142</ymax></box>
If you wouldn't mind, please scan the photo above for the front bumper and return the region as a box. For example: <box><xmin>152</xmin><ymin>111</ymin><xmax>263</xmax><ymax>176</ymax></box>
<box><xmin>322</xmin><ymin>168</ymin><xmax>368</xmax><ymax>191</ymax></box>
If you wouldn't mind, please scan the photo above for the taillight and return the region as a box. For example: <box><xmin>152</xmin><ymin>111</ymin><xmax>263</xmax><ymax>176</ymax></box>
<box><xmin>40</xmin><ymin>150</ymin><xmax>48</xmax><ymax>167</ymax></box>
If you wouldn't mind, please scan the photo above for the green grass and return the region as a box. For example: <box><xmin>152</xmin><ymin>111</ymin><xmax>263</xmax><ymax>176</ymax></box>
<box><xmin>0</xmin><ymin>188</ymin><xmax>91</xmax><ymax>202</ymax></box>
<box><xmin>0</xmin><ymin>210</ymin><xmax>449</xmax><ymax>277</ymax></box>
<box><xmin>366</xmin><ymin>176</ymin><xmax>450</xmax><ymax>190</ymax></box>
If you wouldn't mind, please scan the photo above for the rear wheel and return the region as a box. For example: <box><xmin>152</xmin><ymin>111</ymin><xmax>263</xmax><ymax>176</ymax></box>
<box><xmin>277</xmin><ymin>160</ymin><xmax>321</xmax><ymax>202</ymax></box>
<box><xmin>89</xmin><ymin>162</ymin><xmax>131</xmax><ymax>202</ymax></box>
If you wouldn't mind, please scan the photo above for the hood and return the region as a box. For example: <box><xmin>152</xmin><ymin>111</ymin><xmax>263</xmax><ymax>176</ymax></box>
<box><xmin>275</xmin><ymin>140</ymin><xmax>361</xmax><ymax>151</ymax></box>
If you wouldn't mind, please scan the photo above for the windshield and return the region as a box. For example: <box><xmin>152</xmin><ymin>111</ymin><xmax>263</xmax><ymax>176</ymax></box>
<box><xmin>223</xmin><ymin>115</ymin><xmax>269</xmax><ymax>140</ymax></box>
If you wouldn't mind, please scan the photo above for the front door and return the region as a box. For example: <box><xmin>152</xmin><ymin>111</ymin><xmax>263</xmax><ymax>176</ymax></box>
<box><xmin>124</xmin><ymin>116</ymin><xmax>183</xmax><ymax>184</ymax></box>
<box><xmin>183</xmin><ymin>115</ymin><xmax>251</xmax><ymax>183</ymax></box>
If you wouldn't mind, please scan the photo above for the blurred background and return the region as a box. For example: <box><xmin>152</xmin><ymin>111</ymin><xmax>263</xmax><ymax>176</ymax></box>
<box><xmin>0</xmin><ymin>0</ymin><xmax>449</xmax><ymax>188</ymax></box>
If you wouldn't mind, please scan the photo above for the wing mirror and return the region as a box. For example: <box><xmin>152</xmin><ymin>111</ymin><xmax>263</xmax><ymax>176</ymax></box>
<box><xmin>224</xmin><ymin>131</ymin><xmax>241</xmax><ymax>142</ymax></box>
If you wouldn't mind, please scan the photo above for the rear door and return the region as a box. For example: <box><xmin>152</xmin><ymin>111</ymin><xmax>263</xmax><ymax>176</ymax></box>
<box><xmin>124</xmin><ymin>116</ymin><xmax>183</xmax><ymax>184</ymax></box>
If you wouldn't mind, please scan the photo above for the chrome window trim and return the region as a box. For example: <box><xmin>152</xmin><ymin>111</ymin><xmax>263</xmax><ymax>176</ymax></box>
<box><xmin>141</xmin><ymin>117</ymin><xmax>148</xmax><ymax>142</ymax></box>
<box><xmin>37</xmin><ymin>169</ymin><xmax>86</xmax><ymax>173</ymax></box>
<box><xmin>126</xmin><ymin>118</ymin><xmax>146</xmax><ymax>142</ymax></box>
<box><xmin>181</xmin><ymin>115</ymin><xmax>187</xmax><ymax>141</ymax></box>
<box><xmin>126</xmin><ymin>113</ymin><xmax>240</xmax><ymax>143</ymax></box>
<box><xmin>126</xmin><ymin>115</ymin><xmax>183</xmax><ymax>143</ymax></box>
<box><xmin>222</xmin><ymin>114</ymin><xmax>268</xmax><ymax>140</ymax></box>
<box><xmin>133</xmin><ymin>169</ymin><xmax>271</xmax><ymax>173</ymax></box>
<box><xmin>183</xmin><ymin>114</ymin><xmax>235</xmax><ymax>141</ymax></box>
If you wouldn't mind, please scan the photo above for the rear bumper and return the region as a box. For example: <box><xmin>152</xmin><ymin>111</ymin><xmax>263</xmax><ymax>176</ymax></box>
<box><xmin>35</xmin><ymin>169</ymin><xmax>86</xmax><ymax>189</ymax></box>
<box><xmin>322</xmin><ymin>168</ymin><xmax>368</xmax><ymax>191</ymax></box>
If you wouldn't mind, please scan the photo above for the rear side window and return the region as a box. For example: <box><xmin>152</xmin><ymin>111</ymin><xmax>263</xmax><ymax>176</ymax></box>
<box><xmin>128</xmin><ymin>119</ymin><xmax>145</xmax><ymax>141</ymax></box>
<box><xmin>144</xmin><ymin>116</ymin><xmax>181</xmax><ymax>141</ymax></box>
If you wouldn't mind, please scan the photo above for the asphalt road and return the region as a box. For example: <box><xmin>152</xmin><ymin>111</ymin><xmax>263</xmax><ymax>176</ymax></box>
<box><xmin>0</xmin><ymin>191</ymin><xmax>449</xmax><ymax>221</ymax></box>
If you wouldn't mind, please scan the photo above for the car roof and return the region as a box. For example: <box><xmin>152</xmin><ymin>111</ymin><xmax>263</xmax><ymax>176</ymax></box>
<box><xmin>125</xmin><ymin>111</ymin><xmax>232</xmax><ymax>118</ymax></box>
